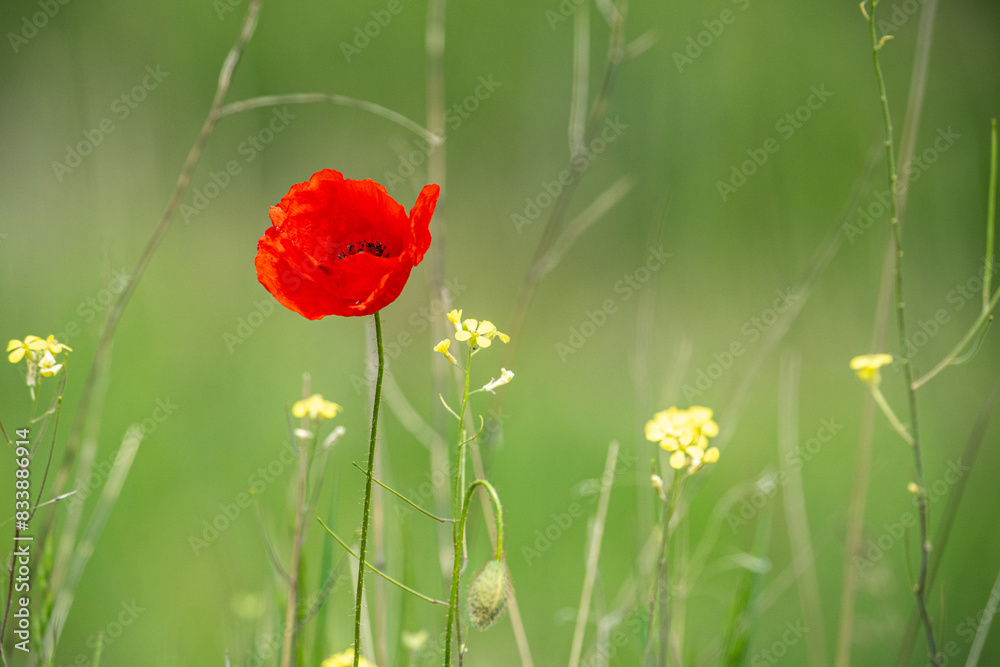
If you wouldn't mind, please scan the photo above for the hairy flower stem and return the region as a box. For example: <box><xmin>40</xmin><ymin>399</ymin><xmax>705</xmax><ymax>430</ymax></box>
<box><xmin>353</xmin><ymin>311</ymin><xmax>385</xmax><ymax>667</ymax></box>
<box><xmin>866</xmin><ymin>4</ymin><xmax>938</xmax><ymax>663</ymax></box>
<box><xmin>444</xmin><ymin>346</ymin><xmax>473</xmax><ymax>666</ymax></box>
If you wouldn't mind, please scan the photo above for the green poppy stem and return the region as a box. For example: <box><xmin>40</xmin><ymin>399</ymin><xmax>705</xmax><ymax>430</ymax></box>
<box><xmin>353</xmin><ymin>311</ymin><xmax>385</xmax><ymax>667</ymax></box>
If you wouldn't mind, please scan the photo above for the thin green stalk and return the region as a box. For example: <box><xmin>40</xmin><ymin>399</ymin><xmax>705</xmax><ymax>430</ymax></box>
<box><xmin>444</xmin><ymin>346</ymin><xmax>473</xmax><ymax>666</ymax></box>
<box><xmin>983</xmin><ymin>119</ymin><xmax>998</xmax><ymax>310</ymax></box>
<box><xmin>319</xmin><ymin>520</ymin><xmax>447</xmax><ymax>606</ymax></box>
<box><xmin>353</xmin><ymin>311</ymin><xmax>385</xmax><ymax>667</ymax></box>
<box><xmin>351</xmin><ymin>462</ymin><xmax>454</xmax><ymax>523</ymax></box>
<box><xmin>914</xmin><ymin>119</ymin><xmax>999</xmax><ymax>390</ymax></box>
<box><xmin>643</xmin><ymin>467</ymin><xmax>682</xmax><ymax>666</ymax></box>
<box><xmin>870</xmin><ymin>385</ymin><xmax>914</xmax><ymax>445</ymax></box>
<box><xmin>444</xmin><ymin>480</ymin><xmax>505</xmax><ymax>664</ymax></box>
<box><xmin>866</xmin><ymin>3</ymin><xmax>938</xmax><ymax>662</ymax></box>
<box><xmin>279</xmin><ymin>428</ymin><xmax>312</xmax><ymax>667</ymax></box>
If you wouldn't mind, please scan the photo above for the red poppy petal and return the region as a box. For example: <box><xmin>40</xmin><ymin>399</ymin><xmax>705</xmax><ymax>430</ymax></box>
<box><xmin>255</xmin><ymin>231</ymin><xmax>360</xmax><ymax>319</ymax></box>
<box><xmin>408</xmin><ymin>184</ymin><xmax>439</xmax><ymax>265</ymax></box>
<box><xmin>256</xmin><ymin>169</ymin><xmax>439</xmax><ymax>319</ymax></box>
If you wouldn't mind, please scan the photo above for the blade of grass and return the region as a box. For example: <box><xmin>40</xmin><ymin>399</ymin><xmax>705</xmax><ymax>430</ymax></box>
<box><xmin>41</xmin><ymin>425</ymin><xmax>142</xmax><ymax>661</ymax></box>
<box><xmin>965</xmin><ymin>561</ymin><xmax>1000</xmax><ymax>667</ymax></box>
<box><xmin>568</xmin><ymin>442</ymin><xmax>619</xmax><ymax>667</ymax></box>
<box><xmin>778</xmin><ymin>351</ymin><xmax>826</xmax><ymax>667</ymax></box>
<box><xmin>720</xmin><ymin>503</ymin><xmax>772</xmax><ymax>667</ymax></box>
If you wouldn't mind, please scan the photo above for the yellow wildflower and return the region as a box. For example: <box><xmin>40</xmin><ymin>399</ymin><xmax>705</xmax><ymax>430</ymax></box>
<box><xmin>433</xmin><ymin>338</ymin><xmax>458</xmax><ymax>365</ymax></box>
<box><xmin>321</xmin><ymin>649</ymin><xmax>377</xmax><ymax>667</ymax></box>
<box><xmin>291</xmin><ymin>394</ymin><xmax>342</xmax><ymax>420</ymax></box>
<box><xmin>645</xmin><ymin>406</ymin><xmax>720</xmax><ymax>473</ymax></box>
<box><xmin>454</xmin><ymin>318</ymin><xmax>509</xmax><ymax>348</ymax></box>
<box><xmin>7</xmin><ymin>336</ymin><xmax>47</xmax><ymax>364</ymax></box>
<box><xmin>850</xmin><ymin>353</ymin><xmax>893</xmax><ymax>385</ymax></box>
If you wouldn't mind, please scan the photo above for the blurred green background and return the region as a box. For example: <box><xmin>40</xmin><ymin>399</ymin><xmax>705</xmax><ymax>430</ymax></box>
<box><xmin>2</xmin><ymin>0</ymin><xmax>1000</xmax><ymax>664</ymax></box>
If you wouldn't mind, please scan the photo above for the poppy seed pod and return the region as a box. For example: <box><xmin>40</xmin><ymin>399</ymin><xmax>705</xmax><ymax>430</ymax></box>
<box><xmin>468</xmin><ymin>559</ymin><xmax>508</xmax><ymax>630</ymax></box>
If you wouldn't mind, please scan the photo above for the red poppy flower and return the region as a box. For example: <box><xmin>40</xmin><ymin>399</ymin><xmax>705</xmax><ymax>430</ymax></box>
<box><xmin>255</xmin><ymin>169</ymin><xmax>439</xmax><ymax>319</ymax></box>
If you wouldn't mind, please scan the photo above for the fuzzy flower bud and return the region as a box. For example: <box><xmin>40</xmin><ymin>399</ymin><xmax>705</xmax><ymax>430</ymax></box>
<box><xmin>468</xmin><ymin>559</ymin><xmax>508</xmax><ymax>630</ymax></box>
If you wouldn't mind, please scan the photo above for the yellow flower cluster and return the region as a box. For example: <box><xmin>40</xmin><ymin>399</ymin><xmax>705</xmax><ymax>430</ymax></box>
<box><xmin>7</xmin><ymin>335</ymin><xmax>72</xmax><ymax>386</ymax></box>
<box><xmin>321</xmin><ymin>649</ymin><xmax>377</xmax><ymax>667</ymax></box>
<box><xmin>433</xmin><ymin>309</ymin><xmax>510</xmax><ymax>364</ymax></box>
<box><xmin>645</xmin><ymin>406</ymin><xmax>720</xmax><ymax>473</ymax></box>
<box><xmin>292</xmin><ymin>394</ymin><xmax>342</xmax><ymax>420</ymax></box>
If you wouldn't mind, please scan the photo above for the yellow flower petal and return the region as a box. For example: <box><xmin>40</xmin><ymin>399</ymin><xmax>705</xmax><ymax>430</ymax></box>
<box><xmin>704</xmin><ymin>447</ymin><xmax>720</xmax><ymax>463</ymax></box>
<box><xmin>660</xmin><ymin>436</ymin><xmax>679</xmax><ymax>452</ymax></box>
<box><xmin>669</xmin><ymin>450</ymin><xmax>687</xmax><ymax>469</ymax></box>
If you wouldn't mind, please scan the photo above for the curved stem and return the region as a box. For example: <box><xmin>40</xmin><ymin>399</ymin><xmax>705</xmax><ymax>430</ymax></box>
<box><xmin>216</xmin><ymin>94</ymin><xmax>441</xmax><ymax>145</ymax></box>
<box><xmin>866</xmin><ymin>4</ymin><xmax>938</xmax><ymax>663</ymax></box>
<box><xmin>353</xmin><ymin>311</ymin><xmax>385</xmax><ymax>667</ymax></box>
<box><xmin>445</xmin><ymin>480</ymin><xmax>505</xmax><ymax>665</ymax></box>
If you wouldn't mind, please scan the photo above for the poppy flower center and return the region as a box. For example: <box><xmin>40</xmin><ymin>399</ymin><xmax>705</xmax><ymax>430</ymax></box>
<box><xmin>336</xmin><ymin>239</ymin><xmax>389</xmax><ymax>260</ymax></box>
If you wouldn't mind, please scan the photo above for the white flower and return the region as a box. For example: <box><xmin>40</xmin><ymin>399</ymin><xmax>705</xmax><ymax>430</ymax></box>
<box><xmin>481</xmin><ymin>368</ymin><xmax>514</xmax><ymax>394</ymax></box>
